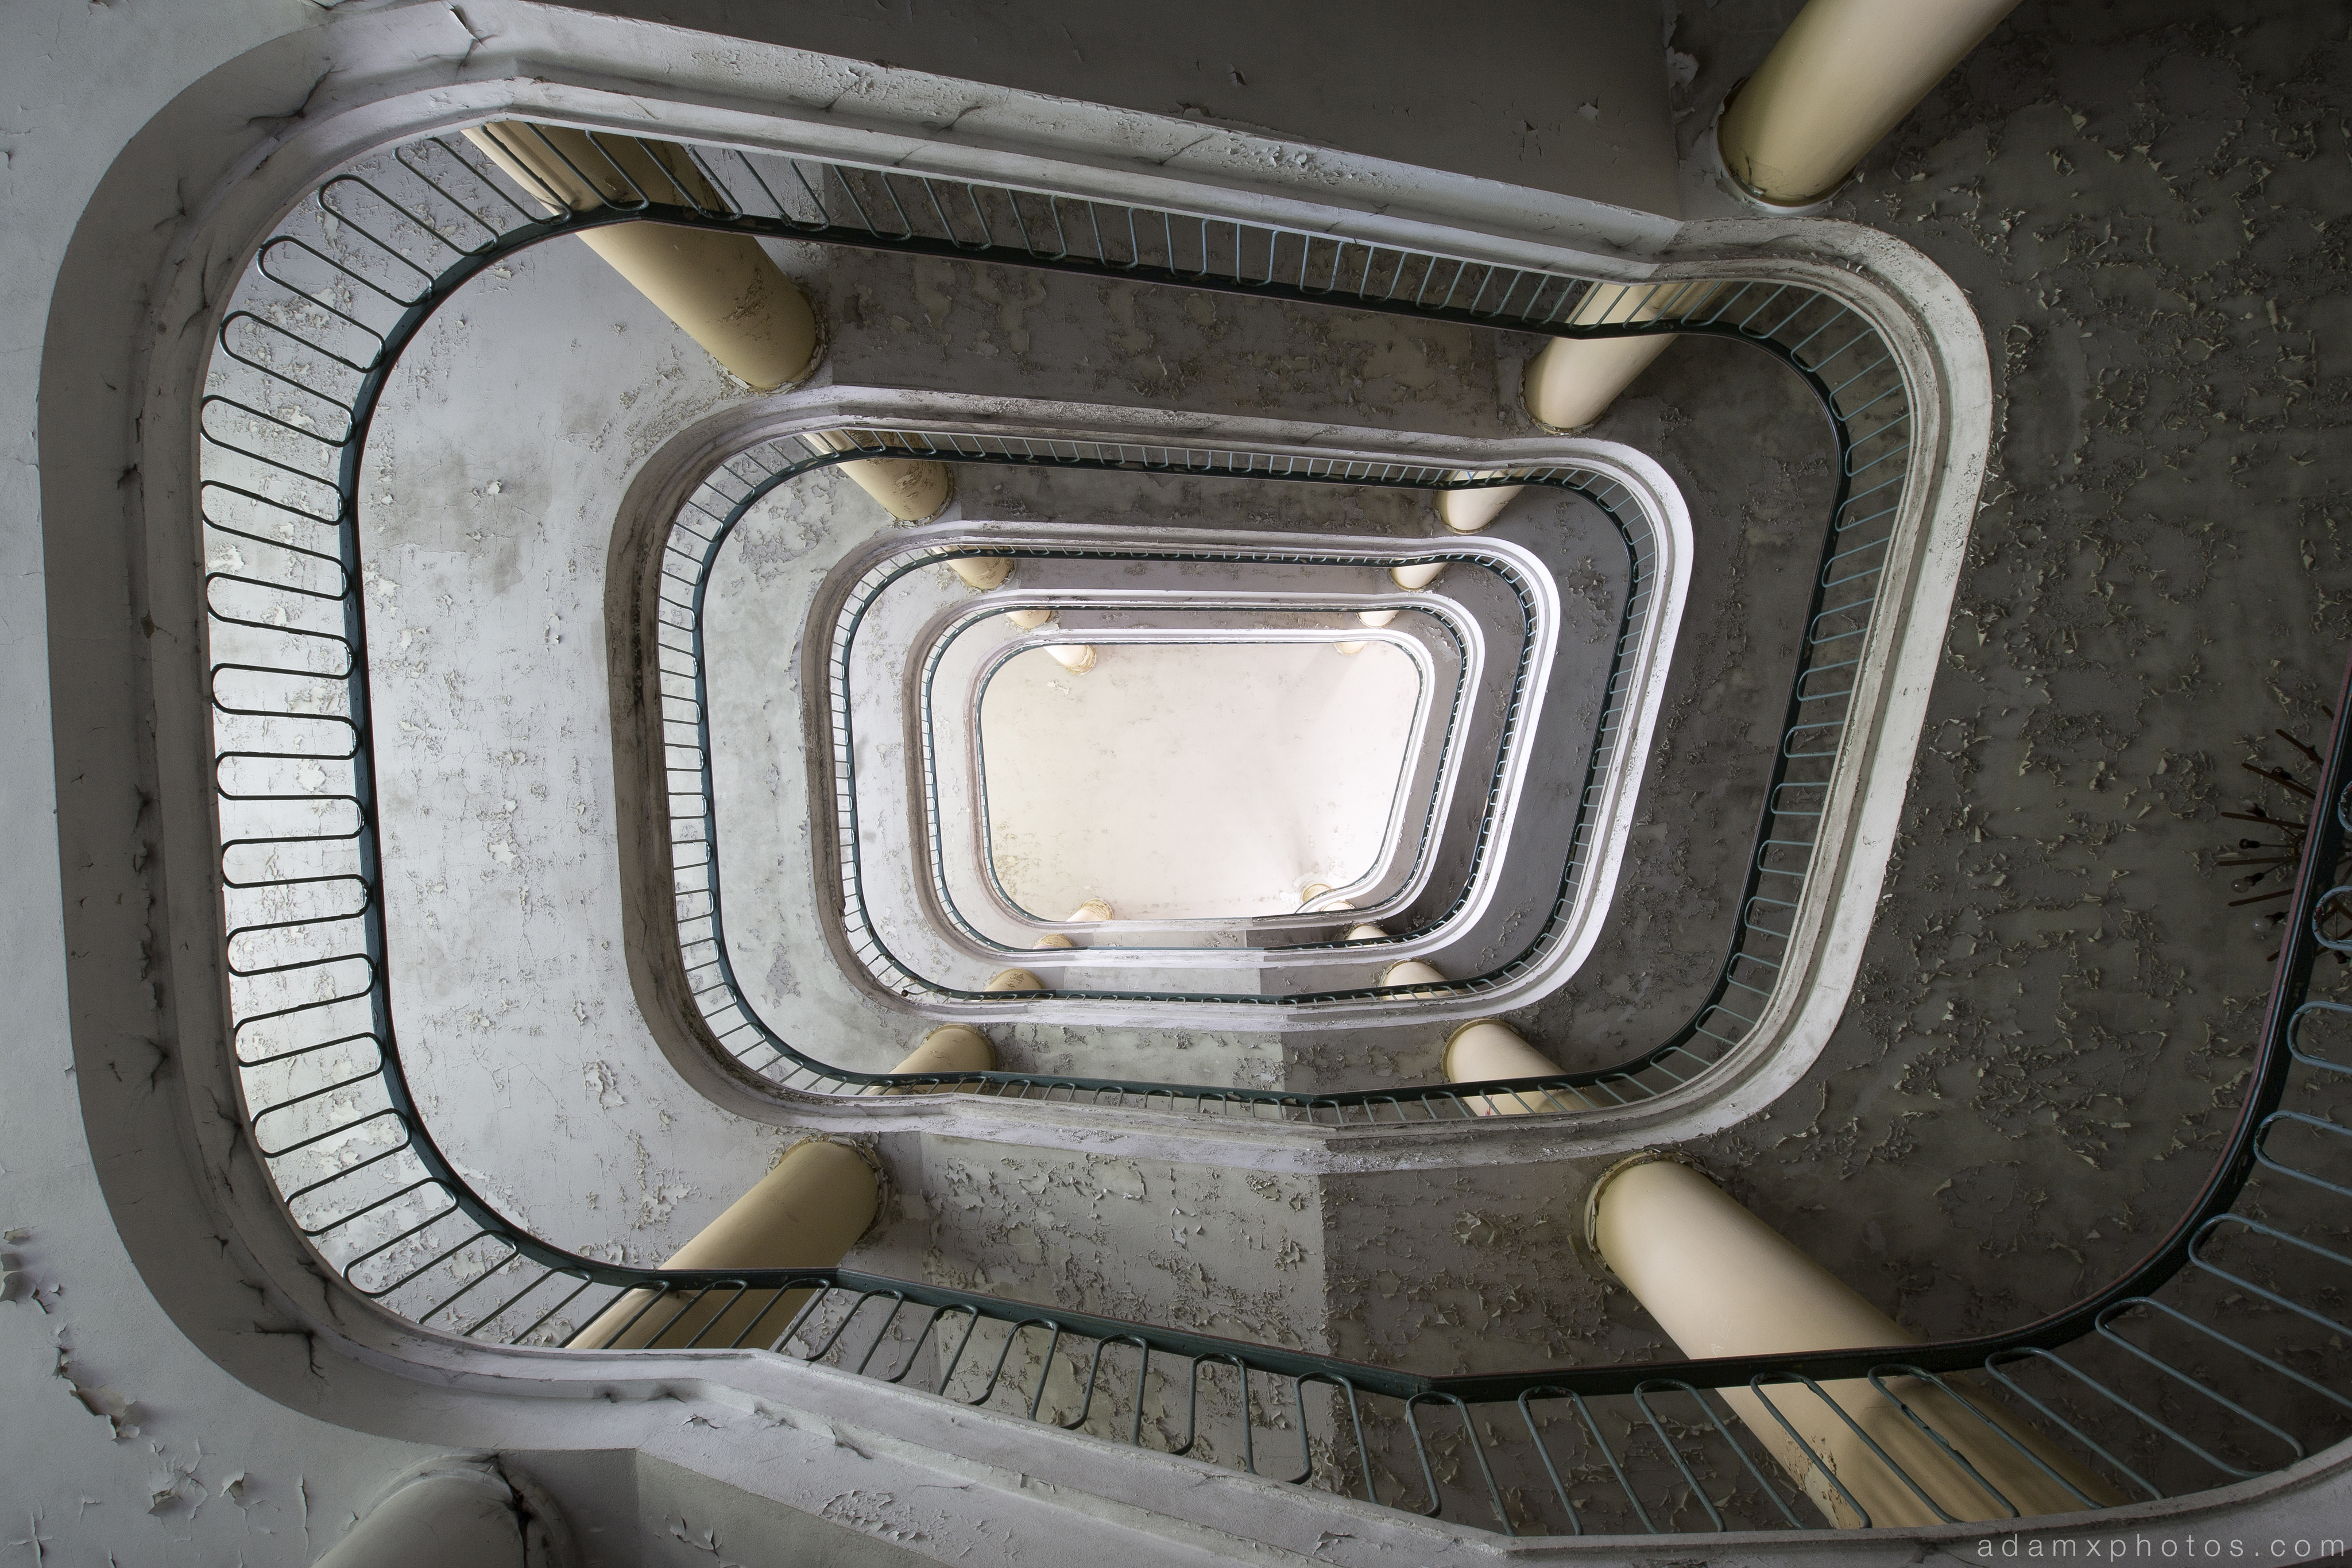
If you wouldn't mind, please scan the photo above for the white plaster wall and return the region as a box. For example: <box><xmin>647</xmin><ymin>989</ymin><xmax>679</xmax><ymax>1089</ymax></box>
<box><xmin>1</xmin><ymin>4</ymin><xmax>479</xmax><ymax>1563</ymax></box>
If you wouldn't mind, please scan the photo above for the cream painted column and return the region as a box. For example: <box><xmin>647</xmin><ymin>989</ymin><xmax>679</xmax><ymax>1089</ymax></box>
<box><xmin>884</xmin><ymin>1024</ymin><xmax>996</xmax><ymax>1082</ymax></box>
<box><xmin>1717</xmin><ymin>0</ymin><xmax>2022</xmax><ymax>208</ymax></box>
<box><xmin>463</xmin><ymin>123</ymin><xmax>818</xmax><ymax>389</ymax></box>
<box><xmin>1381</xmin><ymin>958</ymin><xmax>1448</xmax><ymax>996</ymax></box>
<box><xmin>985</xmin><ymin>967</ymin><xmax>1046</xmax><ymax>992</ymax></box>
<box><xmin>993</xmin><ymin>605</ymin><xmax>1097</xmax><ymax>673</ymax></box>
<box><xmin>577</xmin><ymin>1139</ymin><xmax>880</xmax><ymax>1352</ymax></box>
<box><xmin>1391</xmin><ymin>557</ymin><xmax>1449</xmax><ymax>593</ymax></box>
<box><xmin>1435</xmin><ymin>474</ymin><xmax>1526</xmax><ymax>534</ymax></box>
<box><xmin>942</xmin><ymin>552</ymin><xmax>1011</xmax><ymax>591</ymax></box>
<box><xmin>1587</xmin><ymin>1157</ymin><xmax>2123</xmax><ymax>1526</ymax></box>
<box><xmin>798</xmin><ymin>430</ymin><xmax>956</xmax><ymax>524</ymax></box>
<box><xmin>1034</xmin><ymin>898</ymin><xmax>1112</xmax><ymax>948</ymax></box>
<box><xmin>1442</xmin><ymin>1017</ymin><xmax>1588</xmax><ymax>1115</ymax></box>
<box><xmin>1523</xmin><ymin>280</ymin><xmax>1721</xmax><ymax>433</ymax></box>
<box><xmin>314</xmin><ymin>1461</ymin><xmax>541</xmax><ymax>1568</ymax></box>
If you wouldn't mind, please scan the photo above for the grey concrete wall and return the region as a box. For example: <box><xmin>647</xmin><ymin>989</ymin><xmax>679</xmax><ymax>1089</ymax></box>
<box><xmin>550</xmin><ymin>0</ymin><xmax>1683</xmax><ymax>219</ymax></box>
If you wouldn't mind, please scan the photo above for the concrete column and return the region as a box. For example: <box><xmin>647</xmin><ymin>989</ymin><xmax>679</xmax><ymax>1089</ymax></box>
<box><xmin>1716</xmin><ymin>0</ymin><xmax>2022</xmax><ymax>208</ymax></box>
<box><xmin>994</xmin><ymin>605</ymin><xmax>1097</xmax><ymax>671</ymax></box>
<box><xmin>1344</xmin><ymin>922</ymin><xmax>1388</xmax><ymax>940</ymax></box>
<box><xmin>943</xmin><ymin>553</ymin><xmax>1011</xmax><ymax>591</ymax></box>
<box><xmin>1443</xmin><ymin>1018</ymin><xmax>1587</xmax><ymax>1115</ymax></box>
<box><xmin>577</xmin><ymin>1139</ymin><xmax>879</xmax><ymax>1352</ymax></box>
<box><xmin>1034</xmin><ymin>898</ymin><xmax>1112</xmax><ymax>948</ymax></box>
<box><xmin>463</xmin><ymin>123</ymin><xmax>818</xmax><ymax>390</ymax></box>
<box><xmin>1436</xmin><ymin>475</ymin><xmax>1524</xmax><ymax>534</ymax></box>
<box><xmin>1523</xmin><ymin>280</ymin><xmax>1721</xmax><ymax>432</ymax></box>
<box><xmin>799</xmin><ymin>431</ymin><xmax>954</xmax><ymax>523</ymax></box>
<box><xmin>315</xmin><ymin>1459</ymin><xmax>548</xmax><ymax>1568</ymax></box>
<box><xmin>1381</xmin><ymin>958</ymin><xmax>1449</xmax><ymax>997</ymax></box>
<box><xmin>1391</xmin><ymin>559</ymin><xmax>1448</xmax><ymax>592</ymax></box>
<box><xmin>887</xmin><ymin>1025</ymin><xmax>996</xmax><ymax>1079</ymax></box>
<box><xmin>1587</xmin><ymin>1157</ymin><xmax>2123</xmax><ymax>1526</ymax></box>
<box><xmin>985</xmin><ymin>967</ymin><xmax>1046</xmax><ymax>992</ymax></box>
<box><xmin>865</xmin><ymin>1024</ymin><xmax>997</xmax><ymax>1095</ymax></box>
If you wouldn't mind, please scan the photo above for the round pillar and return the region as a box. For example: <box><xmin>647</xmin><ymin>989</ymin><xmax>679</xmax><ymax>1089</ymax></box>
<box><xmin>463</xmin><ymin>124</ymin><xmax>818</xmax><ymax>390</ymax></box>
<box><xmin>1344</xmin><ymin>922</ymin><xmax>1388</xmax><ymax>940</ymax></box>
<box><xmin>577</xmin><ymin>1139</ymin><xmax>879</xmax><ymax>1352</ymax></box>
<box><xmin>1716</xmin><ymin>0</ymin><xmax>2021</xmax><ymax>208</ymax></box>
<box><xmin>1045</xmin><ymin>642</ymin><xmax>1098</xmax><ymax>673</ymax></box>
<box><xmin>1523</xmin><ymin>280</ymin><xmax>1723</xmax><ymax>431</ymax></box>
<box><xmin>1391</xmin><ymin>560</ymin><xmax>1447</xmax><ymax>591</ymax></box>
<box><xmin>985</xmin><ymin>968</ymin><xmax>1046</xmax><ymax>992</ymax></box>
<box><xmin>1036</xmin><ymin>899</ymin><xmax>1111</xmax><ymax>948</ymax></box>
<box><xmin>1005</xmin><ymin>607</ymin><xmax>1055</xmax><ymax>630</ymax></box>
<box><xmin>799</xmin><ymin>431</ymin><xmax>953</xmax><ymax>522</ymax></box>
<box><xmin>887</xmin><ymin>1024</ymin><xmax>995</xmax><ymax>1081</ymax></box>
<box><xmin>1436</xmin><ymin>480</ymin><xmax>1523</xmax><ymax>533</ymax></box>
<box><xmin>1587</xmin><ymin>1156</ymin><xmax>2122</xmax><ymax>1526</ymax></box>
<box><xmin>315</xmin><ymin>1461</ymin><xmax>541</xmax><ymax>1568</ymax></box>
<box><xmin>1443</xmin><ymin>1019</ymin><xmax>1583</xmax><ymax>1115</ymax></box>
<box><xmin>946</xmin><ymin>554</ymin><xmax>1011</xmax><ymax>591</ymax></box>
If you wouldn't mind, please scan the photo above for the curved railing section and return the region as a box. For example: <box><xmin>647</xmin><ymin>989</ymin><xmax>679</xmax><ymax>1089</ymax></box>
<box><xmin>186</xmin><ymin>115</ymin><xmax>2176</xmax><ymax>1540</ymax></box>
<box><xmin>660</xmin><ymin>433</ymin><xmax>1637</xmax><ymax>1016</ymax></box>
<box><xmin>202</xmin><ymin>121</ymin><xmax>1910</xmax><ymax>1133</ymax></box>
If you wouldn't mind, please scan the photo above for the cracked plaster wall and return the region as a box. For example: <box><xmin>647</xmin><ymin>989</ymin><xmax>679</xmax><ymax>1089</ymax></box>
<box><xmin>564</xmin><ymin>0</ymin><xmax>1681</xmax><ymax>219</ymax></box>
<box><xmin>366</xmin><ymin>231</ymin><xmax>808</xmax><ymax>1271</ymax></box>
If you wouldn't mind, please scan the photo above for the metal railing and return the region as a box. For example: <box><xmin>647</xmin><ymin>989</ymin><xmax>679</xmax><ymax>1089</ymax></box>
<box><xmin>656</xmin><ymin>439</ymin><xmax>1638</xmax><ymax>1017</ymax></box>
<box><xmin>203</xmin><ymin>120</ymin><xmax>1908</xmax><ymax>1128</ymax></box>
<box><xmin>222</xmin><ymin>614</ymin><xmax>2352</xmax><ymax>1535</ymax></box>
<box><xmin>183</xmin><ymin>116</ymin><xmax>2195</xmax><ymax>1538</ymax></box>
